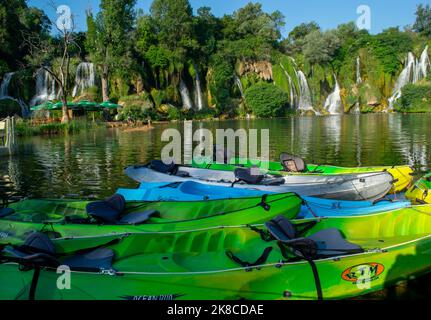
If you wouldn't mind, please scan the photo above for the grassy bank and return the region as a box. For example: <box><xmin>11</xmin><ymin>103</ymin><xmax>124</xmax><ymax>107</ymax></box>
<box><xmin>15</xmin><ymin>119</ymin><xmax>102</xmax><ymax>136</ymax></box>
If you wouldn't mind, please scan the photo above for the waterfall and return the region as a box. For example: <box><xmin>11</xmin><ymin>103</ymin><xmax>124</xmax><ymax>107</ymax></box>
<box><xmin>280</xmin><ymin>63</ymin><xmax>297</xmax><ymax>107</ymax></box>
<box><xmin>352</xmin><ymin>102</ymin><xmax>361</xmax><ymax>114</ymax></box>
<box><xmin>388</xmin><ymin>46</ymin><xmax>430</xmax><ymax>110</ymax></box>
<box><xmin>324</xmin><ymin>75</ymin><xmax>343</xmax><ymax>115</ymax></box>
<box><xmin>280</xmin><ymin>59</ymin><xmax>317</xmax><ymax>114</ymax></box>
<box><xmin>0</xmin><ymin>72</ymin><xmax>14</xmax><ymax>98</ymax></box>
<box><xmin>30</xmin><ymin>68</ymin><xmax>57</xmax><ymax>106</ymax></box>
<box><xmin>356</xmin><ymin>57</ymin><xmax>362</xmax><ymax>84</ymax></box>
<box><xmin>0</xmin><ymin>72</ymin><xmax>29</xmax><ymax>117</ymax></box>
<box><xmin>193</xmin><ymin>64</ymin><xmax>204</xmax><ymax>110</ymax></box>
<box><xmin>179</xmin><ymin>79</ymin><xmax>193</xmax><ymax>110</ymax></box>
<box><xmin>297</xmin><ymin>71</ymin><xmax>315</xmax><ymax>113</ymax></box>
<box><xmin>72</xmin><ymin>62</ymin><xmax>95</xmax><ymax>97</ymax></box>
<box><xmin>235</xmin><ymin>75</ymin><xmax>245</xmax><ymax>99</ymax></box>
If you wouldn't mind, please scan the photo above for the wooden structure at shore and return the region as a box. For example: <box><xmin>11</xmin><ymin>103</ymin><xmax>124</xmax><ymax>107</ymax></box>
<box><xmin>0</xmin><ymin>117</ymin><xmax>16</xmax><ymax>156</ymax></box>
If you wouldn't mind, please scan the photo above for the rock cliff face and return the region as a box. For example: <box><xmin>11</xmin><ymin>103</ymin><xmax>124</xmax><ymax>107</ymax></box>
<box><xmin>238</xmin><ymin>61</ymin><xmax>273</xmax><ymax>81</ymax></box>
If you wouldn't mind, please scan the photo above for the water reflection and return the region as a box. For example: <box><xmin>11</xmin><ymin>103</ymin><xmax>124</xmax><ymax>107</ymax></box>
<box><xmin>0</xmin><ymin>114</ymin><xmax>430</xmax><ymax>199</ymax></box>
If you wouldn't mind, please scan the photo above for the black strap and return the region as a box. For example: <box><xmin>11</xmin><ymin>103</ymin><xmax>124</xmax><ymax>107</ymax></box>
<box><xmin>305</xmin><ymin>258</ymin><xmax>323</xmax><ymax>300</ymax></box>
<box><xmin>231</xmin><ymin>179</ymin><xmax>240</xmax><ymax>188</ymax></box>
<box><xmin>29</xmin><ymin>266</ymin><xmax>41</xmax><ymax>301</ymax></box>
<box><xmin>248</xmin><ymin>225</ymin><xmax>272</xmax><ymax>241</ymax></box>
<box><xmin>226</xmin><ymin>247</ymin><xmax>273</xmax><ymax>270</ymax></box>
<box><xmin>258</xmin><ymin>194</ymin><xmax>271</xmax><ymax>211</ymax></box>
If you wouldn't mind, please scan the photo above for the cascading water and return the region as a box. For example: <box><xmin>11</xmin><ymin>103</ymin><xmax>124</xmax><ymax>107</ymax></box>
<box><xmin>297</xmin><ymin>71</ymin><xmax>315</xmax><ymax>113</ymax></box>
<box><xmin>388</xmin><ymin>46</ymin><xmax>430</xmax><ymax>110</ymax></box>
<box><xmin>280</xmin><ymin>63</ymin><xmax>297</xmax><ymax>107</ymax></box>
<box><xmin>0</xmin><ymin>72</ymin><xmax>14</xmax><ymax>98</ymax></box>
<box><xmin>0</xmin><ymin>72</ymin><xmax>29</xmax><ymax>117</ymax></box>
<box><xmin>179</xmin><ymin>79</ymin><xmax>193</xmax><ymax>110</ymax></box>
<box><xmin>324</xmin><ymin>75</ymin><xmax>343</xmax><ymax>115</ymax></box>
<box><xmin>72</xmin><ymin>62</ymin><xmax>95</xmax><ymax>97</ymax></box>
<box><xmin>193</xmin><ymin>64</ymin><xmax>204</xmax><ymax>110</ymax></box>
<box><xmin>280</xmin><ymin>59</ymin><xmax>317</xmax><ymax>114</ymax></box>
<box><xmin>30</xmin><ymin>68</ymin><xmax>57</xmax><ymax>106</ymax></box>
<box><xmin>356</xmin><ymin>57</ymin><xmax>362</xmax><ymax>84</ymax></box>
<box><xmin>235</xmin><ymin>75</ymin><xmax>245</xmax><ymax>99</ymax></box>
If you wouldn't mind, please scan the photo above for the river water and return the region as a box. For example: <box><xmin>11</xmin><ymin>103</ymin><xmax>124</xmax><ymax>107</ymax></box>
<box><xmin>1</xmin><ymin>114</ymin><xmax>431</xmax><ymax>199</ymax></box>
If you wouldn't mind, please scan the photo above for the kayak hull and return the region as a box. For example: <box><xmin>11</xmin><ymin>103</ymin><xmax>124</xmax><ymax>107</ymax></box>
<box><xmin>0</xmin><ymin>193</ymin><xmax>302</xmax><ymax>244</ymax></box>
<box><xmin>116</xmin><ymin>182</ymin><xmax>411</xmax><ymax>218</ymax></box>
<box><xmin>193</xmin><ymin>157</ymin><xmax>413</xmax><ymax>193</ymax></box>
<box><xmin>124</xmin><ymin>165</ymin><xmax>394</xmax><ymax>201</ymax></box>
<box><xmin>3</xmin><ymin>207</ymin><xmax>431</xmax><ymax>300</ymax></box>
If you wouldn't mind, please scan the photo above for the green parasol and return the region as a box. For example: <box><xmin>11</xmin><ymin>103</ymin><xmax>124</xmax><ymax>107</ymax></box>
<box><xmin>98</xmin><ymin>101</ymin><xmax>121</xmax><ymax>109</ymax></box>
<box><xmin>30</xmin><ymin>101</ymin><xmax>54</xmax><ymax>111</ymax></box>
<box><xmin>76</xmin><ymin>100</ymin><xmax>100</xmax><ymax>111</ymax></box>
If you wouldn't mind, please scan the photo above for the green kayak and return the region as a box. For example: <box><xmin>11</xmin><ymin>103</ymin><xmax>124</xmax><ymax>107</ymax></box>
<box><xmin>2</xmin><ymin>206</ymin><xmax>431</xmax><ymax>300</ymax></box>
<box><xmin>192</xmin><ymin>154</ymin><xmax>413</xmax><ymax>193</ymax></box>
<box><xmin>0</xmin><ymin>193</ymin><xmax>301</xmax><ymax>244</ymax></box>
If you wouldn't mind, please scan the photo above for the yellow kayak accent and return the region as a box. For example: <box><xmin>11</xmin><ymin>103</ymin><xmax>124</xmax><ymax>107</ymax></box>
<box><xmin>386</xmin><ymin>166</ymin><xmax>414</xmax><ymax>193</ymax></box>
<box><xmin>406</xmin><ymin>173</ymin><xmax>431</xmax><ymax>204</ymax></box>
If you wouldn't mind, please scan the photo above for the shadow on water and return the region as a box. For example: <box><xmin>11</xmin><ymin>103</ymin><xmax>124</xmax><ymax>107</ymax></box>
<box><xmin>361</xmin><ymin>240</ymin><xmax>431</xmax><ymax>300</ymax></box>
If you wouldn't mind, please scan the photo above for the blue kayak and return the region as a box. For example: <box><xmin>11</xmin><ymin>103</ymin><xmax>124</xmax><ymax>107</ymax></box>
<box><xmin>117</xmin><ymin>181</ymin><xmax>412</xmax><ymax>218</ymax></box>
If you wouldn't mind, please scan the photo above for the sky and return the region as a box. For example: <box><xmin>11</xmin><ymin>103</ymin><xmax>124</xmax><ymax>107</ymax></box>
<box><xmin>28</xmin><ymin>0</ymin><xmax>431</xmax><ymax>37</ymax></box>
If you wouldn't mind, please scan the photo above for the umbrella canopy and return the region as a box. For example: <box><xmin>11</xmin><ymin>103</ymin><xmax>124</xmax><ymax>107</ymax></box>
<box><xmin>99</xmin><ymin>101</ymin><xmax>121</xmax><ymax>109</ymax></box>
<box><xmin>76</xmin><ymin>100</ymin><xmax>100</xmax><ymax>111</ymax></box>
<box><xmin>30</xmin><ymin>101</ymin><xmax>53</xmax><ymax>111</ymax></box>
<box><xmin>53</xmin><ymin>101</ymin><xmax>76</xmax><ymax>110</ymax></box>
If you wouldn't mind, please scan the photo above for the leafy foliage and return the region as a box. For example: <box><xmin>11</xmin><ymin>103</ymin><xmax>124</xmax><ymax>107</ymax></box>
<box><xmin>244</xmin><ymin>82</ymin><xmax>289</xmax><ymax>118</ymax></box>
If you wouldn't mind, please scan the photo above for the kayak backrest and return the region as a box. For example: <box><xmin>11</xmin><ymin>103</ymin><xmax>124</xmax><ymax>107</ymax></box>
<box><xmin>20</xmin><ymin>232</ymin><xmax>57</xmax><ymax>256</ymax></box>
<box><xmin>280</xmin><ymin>153</ymin><xmax>307</xmax><ymax>173</ymax></box>
<box><xmin>149</xmin><ymin>160</ymin><xmax>179</xmax><ymax>175</ymax></box>
<box><xmin>86</xmin><ymin>194</ymin><xmax>126</xmax><ymax>223</ymax></box>
<box><xmin>265</xmin><ymin>215</ymin><xmax>297</xmax><ymax>241</ymax></box>
<box><xmin>234</xmin><ymin>168</ymin><xmax>264</xmax><ymax>185</ymax></box>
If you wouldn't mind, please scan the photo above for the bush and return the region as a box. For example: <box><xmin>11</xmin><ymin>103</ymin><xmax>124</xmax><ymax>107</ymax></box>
<box><xmin>398</xmin><ymin>83</ymin><xmax>431</xmax><ymax>112</ymax></box>
<box><xmin>244</xmin><ymin>82</ymin><xmax>289</xmax><ymax>118</ymax></box>
<box><xmin>0</xmin><ymin>99</ymin><xmax>22</xmax><ymax>118</ymax></box>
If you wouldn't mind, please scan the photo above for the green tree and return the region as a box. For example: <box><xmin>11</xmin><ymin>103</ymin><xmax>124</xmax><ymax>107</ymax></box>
<box><xmin>85</xmin><ymin>0</ymin><xmax>136</xmax><ymax>101</ymax></box>
<box><xmin>303</xmin><ymin>30</ymin><xmax>341</xmax><ymax>66</ymax></box>
<box><xmin>244</xmin><ymin>82</ymin><xmax>288</xmax><ymax>118</ymax></box>
<box><xmin>413</xmin><ymin>4</ymin><xmax>431</xmax><ymax>37</ymax></box>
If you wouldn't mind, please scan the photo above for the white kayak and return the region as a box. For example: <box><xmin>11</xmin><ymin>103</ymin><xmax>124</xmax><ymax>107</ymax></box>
<box><xmin>124</xmin><ymin>162</ymin><xmax>395</xmax><ymax>201</ymax></box>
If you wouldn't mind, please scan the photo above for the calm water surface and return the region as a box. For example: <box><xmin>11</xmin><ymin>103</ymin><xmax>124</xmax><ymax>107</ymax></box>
<box><xmin>1</xmin><ymin>113</ymin><xmax>431</xmax><ymax>199</ymax></box>
<box><xmin>1</xmin><ymin>113</ymin><xmax>431</xmax><ymax>299</ymax></box>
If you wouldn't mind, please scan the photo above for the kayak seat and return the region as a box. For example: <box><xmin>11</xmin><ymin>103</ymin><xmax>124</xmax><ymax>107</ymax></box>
<box><xmin>234</xmin><ymin>168</ymin><xmax>264</xmax><ymax>185</ymax></box>
<box><xmin>149</xmin><ymin>160</ymin><xmax>179</xmax><ymax>175</ymax></box>
<box><xmin>87</xmin><ymin>194</ymin><xmax>126</xmax><ymax>224</ymax></box>
<box><xmin>87</xmin><ymin>194</ymin><xmax>158</xmax><ymax>225</ymax></box>
<box><xmin>265</xmin><ymin>215</ymin><xmax>363</xmax><ymax>259</ymax></box>
<box><xmin>280</xmin><ymin>153</ymin><xmax>307</xmax><ymax>173</ymax></box>
<box><xmin>0</xmin><ymin>207</ymin><xmax>15</xmax><ymax>218</ymax></box>
<box><xmin>119</xmin><ymin>209</ymin><xmax>159</xmax><ymax>225</ymax></box>
<box><xmin>62</xmin><ymin>248</ymin><xmax>115</xmax><ymax>272</ymax></box>
<box><xmin>3</xmin><ymin>232</ymin><xmax>115</xmax><ymax>272</ymax></box>
<box><xmin>307</xmin><ymin>229</ymin><xmax>363</xmax><ymax>258</ymax></box>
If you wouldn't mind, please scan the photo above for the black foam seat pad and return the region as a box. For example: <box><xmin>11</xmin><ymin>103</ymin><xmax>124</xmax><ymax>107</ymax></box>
<box><xmin>308</xmin><ymin>229</ymin><xmax>363</xmax><ymax>257</ymax></box>
<box><xmin>62</xmin><ymin>248</ymin><xmax>115</xmax><ymax>272</ymax></box>
<box><xmin>120</xmin><ymin>210</ymin><xmax>159</xmax><ymax>225</ymax></box>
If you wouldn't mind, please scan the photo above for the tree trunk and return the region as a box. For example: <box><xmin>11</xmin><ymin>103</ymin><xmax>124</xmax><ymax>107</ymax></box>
<box><xmin>101</xmin><ymin>65</ymin><xmax>109</xmax><ymax>102</ymax></box>
<box><xmin>61</xmin><ymin>95</ymin><xmax>70</xmax><ymax>123</ymax></box>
